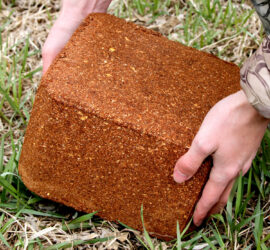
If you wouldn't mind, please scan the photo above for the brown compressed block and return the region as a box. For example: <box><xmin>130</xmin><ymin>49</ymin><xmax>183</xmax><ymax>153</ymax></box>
<box><xmin>19</xmin><ymin>13</ymin><xmax>240</xmax><ymax>239</ymax></box>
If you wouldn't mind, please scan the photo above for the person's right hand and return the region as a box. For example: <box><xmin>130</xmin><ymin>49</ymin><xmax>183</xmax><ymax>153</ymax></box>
<box><xmin>42</xmin><ymin>0</ymin><xmax>111</xmax><ymax>74</ymax></box>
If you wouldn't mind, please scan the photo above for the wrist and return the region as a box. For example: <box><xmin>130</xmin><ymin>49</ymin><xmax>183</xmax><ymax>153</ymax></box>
<box><xmin>61</xmin><ymin>0</ymin><xmax>111</xmax><ymax>20</ymax></box>
<box><xmin>237</xmin><ymin>90</ymin><xmax>270</xmax><ymax>123</ymax></box>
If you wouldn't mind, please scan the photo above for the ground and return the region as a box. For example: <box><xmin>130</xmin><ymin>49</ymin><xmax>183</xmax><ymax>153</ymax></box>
<box><xmin>0</xmin><ymin>0</ymin><xmax>269</xmax><ymax>249</ymax></box>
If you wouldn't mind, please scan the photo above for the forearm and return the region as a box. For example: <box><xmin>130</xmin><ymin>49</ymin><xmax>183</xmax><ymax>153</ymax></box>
<box><xmin>61</xmin><ymin>0</ymin><xmax>112</xmax><ymax>19</ymax></box>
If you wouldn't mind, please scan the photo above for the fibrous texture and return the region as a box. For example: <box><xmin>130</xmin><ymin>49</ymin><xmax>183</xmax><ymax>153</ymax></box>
<box><xmin>19</xmin><ymin>13</ymin><xmax>240</xmax><ymax>239</ymax></box>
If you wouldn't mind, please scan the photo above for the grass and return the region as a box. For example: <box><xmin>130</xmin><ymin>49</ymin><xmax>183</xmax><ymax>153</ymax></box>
<box><xmin>0</xmin><ymin>0</ymin><xmax>270</xmax><ymax>248</ymax></box>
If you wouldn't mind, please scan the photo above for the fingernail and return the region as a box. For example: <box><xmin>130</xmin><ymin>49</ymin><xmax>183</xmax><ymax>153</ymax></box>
<box><xmin>194</xmin><ymin>219</ymin><xmax>202</xmax><ymax>227</ymax></box>
<box><xmin>173</xmin><ymin>169</ymin><xmax>189</xmax><ymax>183</ymax></box>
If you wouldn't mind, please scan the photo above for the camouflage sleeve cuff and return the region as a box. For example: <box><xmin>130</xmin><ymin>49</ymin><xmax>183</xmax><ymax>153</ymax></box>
<box><xmin>240</xmin><ymin>36</ymin><xmax>270</xmax><ymax>118</ymax></box>
<box><xmin>251</xmin><ymin>0</ymin><xmax>270</xmax><ymax>35</ymax></box>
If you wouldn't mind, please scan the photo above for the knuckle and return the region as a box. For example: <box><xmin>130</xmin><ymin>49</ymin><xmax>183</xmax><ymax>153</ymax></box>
<box><xmin>210</xmin><ymin>167</ymin><xmax>238</xmax><ymax>184</ymax></box>
<box><xmin>178</xmin><ymin>157</ymin><xmax>197</xmax><ymax>175</ymax></box>
<box><xmin>193</xmin><ymin>137</ymin><xmax>211</xmax><ymax>155</ymax></box>
<box><xmin>209</xmin><ymin>171</ymin><xmax>226</xmax><ymax>184</ymax></box>
<box><xmin>200</xmin><ymin>195</ymin><xmax>217</xmax><ymax>210</ymax></box>
<box><xmin>223</xmin><ymin>167</ymin><xmax>239</xmax><ymax>180</ymax></box>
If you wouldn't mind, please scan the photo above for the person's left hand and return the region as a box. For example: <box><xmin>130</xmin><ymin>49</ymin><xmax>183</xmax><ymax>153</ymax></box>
<box><xmin>173</xmin><ymin>90</ymin><xmax>269</xmax><ymax>226</ymax></box>
<box><xmin>42</xmin><ymin>0</ymin><xmax>112</xmax><ymax>74</ymax></box>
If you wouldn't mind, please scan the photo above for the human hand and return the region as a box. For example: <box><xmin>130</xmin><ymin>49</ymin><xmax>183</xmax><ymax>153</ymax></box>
<box><xmin>42</xmin><ymin>0</ymin><xmax>111</xmax><ymax>74</ymax></box>
<box><xmin>173</xmin><ymin>90</ymin><xmax>269</xmax><ymax>226</ymax></box>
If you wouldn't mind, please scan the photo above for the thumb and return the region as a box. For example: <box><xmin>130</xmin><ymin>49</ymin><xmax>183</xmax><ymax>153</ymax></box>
<box><xmin>173</xmin><ymin>137</ymin><xmax>215</xmax><ymax>183</ymax></box>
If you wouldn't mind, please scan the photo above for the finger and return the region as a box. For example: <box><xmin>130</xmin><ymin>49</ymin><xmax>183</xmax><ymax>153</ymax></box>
<box><xmin>42</xmin><ymin>45</ymin><xmax>62</xmax><ymax>75</ymax></box>
<box><xmin>208</xmin><ymin>179</ymin><xmax>234</xmax><ymax>215</ymax></box>
<box><xmin>42</xmin><ymin>50</ymin><xmax>56</xmax><ymax>74</ymax></box>
<box><xmin>242</xmin><ymin>156</ymin><xmax>256</xmax><ymax>175</ymax></box>
<box><xmin>173</xmin><ymin>136</ymin><xmax>216</xmax><ymax>183</ymax></box>
<box><xmin>193</xmin><ymin>165</ymin><xmax>238</xmax><ymax>226</ymax></box>
<box><xmin>42</xmin><ymin>25</ymin><xmax>70</xmax><ymax>74</ymax></box>
<box><xmin>202</xmin><ymin>157</ymin><xmax>254</xmax><ymax>218</ymax></box>
<box><xmin>42</xmin><ymin>59</ymin><xmax>52</xmax><ymax>75</ymax></box>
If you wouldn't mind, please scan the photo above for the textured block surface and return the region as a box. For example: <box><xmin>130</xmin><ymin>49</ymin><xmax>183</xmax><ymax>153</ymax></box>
<box><xmin>19</xmin><ymin>13</ymin><xmax>240</xmax><ymax>239</ymax></box>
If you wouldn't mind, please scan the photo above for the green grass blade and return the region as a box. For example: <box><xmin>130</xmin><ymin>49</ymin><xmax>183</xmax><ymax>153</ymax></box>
<box><xmin>136</xmin><ymin>235</ymin><xmax>150</xmax><ymax>250</ymax></box>
<box><xmin>200</xmin><ymin>233</ymin><xmax>217</xmax><ymax>250</ymax></box>
<box><xmin>20</xmin><ymin>208</ymin><xmax>66</xmax><ymax>219</ymax></box>
<box><xmin>118</xmin><ymin>220</ymin><xmax>136</xmax><ymax>230</ymax></box>
<box><xmin>140</xmin><ymin>205</ymin><xmax>154</xmax><ymax>250</ymax></box>
<box><xmin>0</xmin><ymin>85</ymin><xmax>25</xmax><ymax>124</ymax></box>
<box><xmin>254</xmin><ymin>197</ymin><xmax>263</xmax><ymax>249</ymax></box>
<box><xmin>45</xmin><ymin>237</ymin><xmax>112</xmax><ymax>250</ymax></box>
<box><xmin>235</xmin><ymin>173</ymin><xmax>243</xmax><ymax>217</ymax></box>
<box><xmin>68</xmin><ymin>211</ymin><xmax>97</xmax><ymax>224</ymax></box>
<box><xmin>176</xmin><ymin>220</ymin><xmax>181</xmax><ymax>250</ymax></box>
<box><xmin>0</xmin><ymin>231</ymin><xmax>11</xmax><ymax>248</ymax></box>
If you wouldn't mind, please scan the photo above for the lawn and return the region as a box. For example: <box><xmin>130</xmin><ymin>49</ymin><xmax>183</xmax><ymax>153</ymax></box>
<box><xmin>0</xmin><ymin>0</ymin><xmax>269</xmax><ymax>249</ymax></box>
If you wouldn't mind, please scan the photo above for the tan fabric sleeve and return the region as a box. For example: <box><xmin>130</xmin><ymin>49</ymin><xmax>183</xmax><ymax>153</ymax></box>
<box><xmin>240</xmin><ymin>0</ymin><xmax>270</xmax><ymax>118</ymax></box>
<box><xmin>240</xmin><ymin>36</ymin><xmax>270</xmax><ymax>118</ymax></box>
